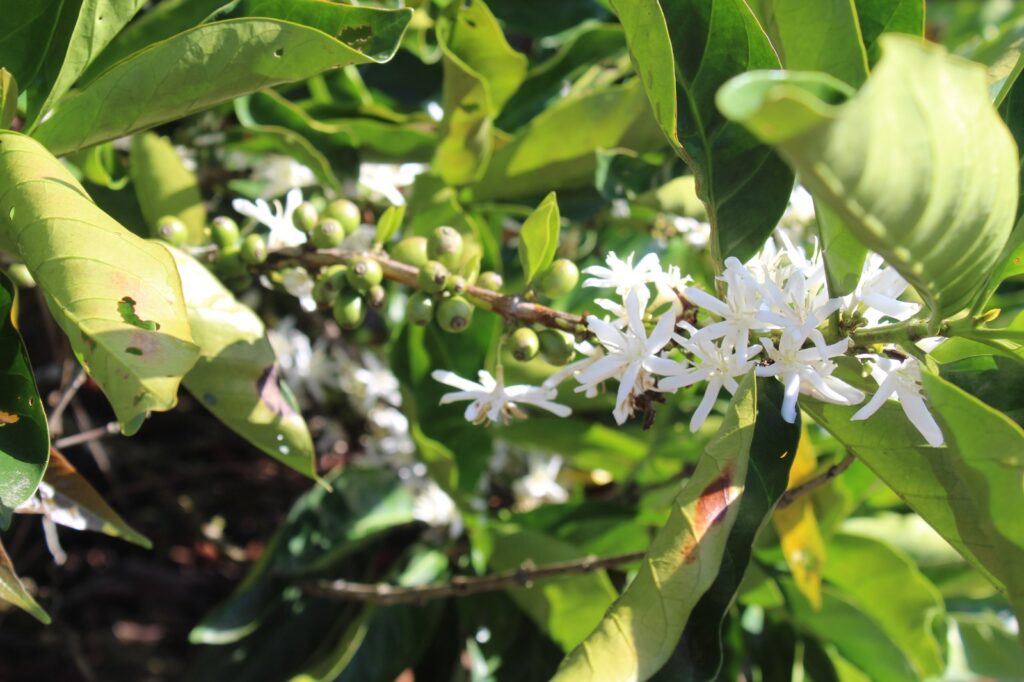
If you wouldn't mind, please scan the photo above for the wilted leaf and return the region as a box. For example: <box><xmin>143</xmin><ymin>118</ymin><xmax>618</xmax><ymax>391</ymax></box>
<box><xmin>130</xmin><ymin>133</ymin><xmax>206</xmax><ymax>244</ymax></box>
<box><xmin>0</xmin><ymin>273</ymin><xmax>49</xmax><ymax>526</ymax></box>
<box><xmin>518</xmin><ymin>192</ymin><xmax>560</xmax><ymax>284</ymax></box>
<box><xmin>0</xmin><ymin>131</ymin><xmax>199</xmax><ymax>434</ymax></box>
<box><xmin>0</xmin><ymin>537</ymin><xmax>49</xmax><ymax>624</ymax></box>
<box><xmin>718</xmin><ymin>35</ymin><xmax>1019</xmax><ymax>319</ymax></box>
<box><xmin>168</xmin><ymin>247</ymin><xmax>317</xmax><ymax>480</ymax></box>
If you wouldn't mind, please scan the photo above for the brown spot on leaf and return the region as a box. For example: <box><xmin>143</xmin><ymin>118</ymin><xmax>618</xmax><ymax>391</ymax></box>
<box><xmin>0</xmin><ymin>410</ymin><xmax>20</xmax><ymax>425</ymax></box>
<box><xmin>257</xmin><ymin>365</ymin><xmax>298</xmax><ymax>419</ymax></box>
<box><xmin>682</xmin><ymin>465</ymin><xmax>739</xmax><ymax>563</ymax></box>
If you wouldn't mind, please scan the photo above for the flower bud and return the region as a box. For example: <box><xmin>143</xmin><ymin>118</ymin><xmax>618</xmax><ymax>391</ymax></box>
<box><xmin>510</xmin><ymin>327</ymin><xmax>540</xmax><ymax>362</ymax></box>
<box><xmin>407</xmin><ymin>292</ymin><xmax>435</xmax><ymax>326</ymax></box>
<box><xmin>437</xmin><ymin>295</ymin><xmax>473</xmax><ymax>333</ymax></box>
<box><xmin>428</xmin><ymin>226</ymin><xmax>463</xmax><ymax>269</ymax></box>
<box><xmin>323</xmin><ymin>199</ymin><xmax>362</xmax><ymax>233</ymax></box>
<box><xmin>333</xmin><ymin>290</ymin><xmax>366</xmax><ymax>330</ymax></box>
<box><xmin>476</xmin><ymin>271</ymin><xmax>503</xmax><ymax>292</ymax></box>
<box><xmin>539</xmin><ymin>329</ymin><xmax>575</xmax><ymax>366</ymax></box>
<box><xmin>346</xmin><ymin>256</ymin><xmax>384</xmax><ymax>293</ymax></box>
<box><xmin>240</xmin><ymin>233</ymin><xmax>268</xmax><ymax>265</ymax></box>
<box><xmin>311</xmin><ymin>218</ymin><xmax>346</xmax><ymax>249</ymax></box>
<box><xmin>156</xmin><ymin>215</ymin><xmax>188</xmax><ymax>246</ymax></box>
<box><xmin>392</xmin><ymin>236</ymin><xmax>429</xmax><ymax>268</ymax></box>
<box><xmin>536</xmin><ymin>259</ymin><xmax>579</xmax><ymax>299</ymax></box>
<box><xmin>418</xmin><ymin>260</ymin><xmax>449</xmax><ymax>294</ymax></box>
<box><xmin>211</xmin><ymin>216</ymin><xmax>240</xmax><ymax>250</ymax></box>
<box><xmin>367</xmin><ymin>284</ymin><xmax>386</xmax><ymax>309</ymax></box>
<box><xmin>292</xmin><ymin>201</ymin><xmax>319</xmax><ymax>234</ymax></box>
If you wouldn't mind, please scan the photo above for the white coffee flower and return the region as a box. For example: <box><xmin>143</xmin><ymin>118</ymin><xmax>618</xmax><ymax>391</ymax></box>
<box><xmin>278</xmin><ymin>267</ymin><xmax>317</xmax><ymax>312</ymax></box>
<box><xmin>349</xmin><ymin>351</ymin><xmax>403</xmax><ymax>410</ymax></box>
<box><xmin>582</xmin><ymin>251</ymin><xmax>662</xmax><ymax>306</ymax></box>
<box><xmin>432</xmin><ymin>368</ymin><xmax>571</xmax><ymax>425</ymax></box>
<box><xmin>412</xmin><ymin>480</ymin><xmax>462</xmax><ymax>532</ymax></box>
<box><xmin>845</xmin><ymin>253</ymin><xmax>921</xmax><ymax>327</ymax></box>
<box><xmin>358</xmin><ymin>163</ymin><xmax>425</xmax><ymax>206</ymax></box>
<box><xmin>779</xmin><ymin>185</ymin><xmax>817</xmax><ymax>233</ymax></box>
<box><xmin>671</xmin><ymin>215</ymin><xmax>712</xmax><ymax>248</ymax></box>
<box><xmin>576</xmin><ymin>291</ymin><xmax>676</xmax><ymax>424</ymax></box>
<box><xmin>542</xmin><ymin>341</ymin><xmax>604</xmax><ymax>398</ymax></box>
<box><xmin>253</xmin><ymin>156</ymin><xmax>316</xmax><ymax>199</ymax></box>
<box><xmin>684</xmin><ymin>258</ymin><xmax>771</xmax><ymax>359</ymax></box>
<box><xmin>267</xmin><ymin>318</ymin><xmax>338</xmax><ymax>405</ymax></box>
<box><xmin>757</xmin><ymin>333</ymin><xmax>864</xmax><ymax>423</ymax></box>
<box><xmin>513</xmin><ymin>455</ymin><xmax>570</xmax><ymax>510</ymax></box>
<box><xmin>851</xmin><ymin>355</ymin><xmax>943</xmax><ymax>447</ymax></box>
<box><xmin>232</xmin><ymin>187</ymin><xmax>307</xmax><ymax>249</ymax></box>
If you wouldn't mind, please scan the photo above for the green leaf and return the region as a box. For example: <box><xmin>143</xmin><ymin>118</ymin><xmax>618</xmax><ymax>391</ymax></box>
<box><xmin>0</xmin><ymin>131</ymin><xmax>199</xmax><ymax>435</ymax></box>
<box><xmin>951</xmin><ymin>612</ymin><xmax>1024</xmax><ymax>680</ymax></box>
<box><xmin>23</xmin><ymin>0</ymin><xmax>148</xmax><ymax>128</ymax></box>
<box><xmin>668</xmin><ymin>378</ymin><xmax>801</xmax><ymax>680</ymax></box>
<box><xmin>472</xmin><ymin>80</ymin><xmax>666</xmax><ymax>200</ymax></box>
<box><xmin>18</xmin><ymin>449</ymin><xmax>150</xmax><ymax>548</ymax></box>
<box><xmin>168</xmin><ymin>247</ymin><xmax>317</xmax><ymax>480</ymax></box>
<box><xmin>226</xmin><ymin>118</ymin><xmax>342</xmax><ymax>194</ymax></box>
<box><xmin>718</xmin><ymin>35</ymin><xmax>1019</xmax><ymax>319</ymax></box>
<box><xmin>0</xmin><ymin>68</ymin><xmax>17</xmax><ymax>130</ymax></box>
<box><xmin>854</xmin><ymin>0</ymin><xmax>925</xmax><ymax>65</ymax></box>
<box><xmin>72</xmin><ymin>142</ymin><xmax>129</xmax><ymax>191</ymax></box>
<box><xmin>801</xmin><ymin>367</ymin><xmax>1024</xmax><ymax>625</ymax></box>
<box><xmin>518</xmin><ymin>192</ymin><xmax>560</xmax><ymax>284</ymax></box>
<box><xmin>0</xmin><ymin>537</ymin><xmax>50</xmax><ymax>624</ymax></box>
<box><xmin>552</xmin><ymin>372</ymin><xmax>758</xmax><ymax>682</ymax></box>
<box><xmin>757</xmin><ymin>0</ymin><xmax>870</xmax><ymax>87</ymax></box>
<box><xmin>0</xmin><ymin>0</ymin><xmax>66</xmax><ymax>89</ymax></box>
<box><xmin>130</xmin><ymin>132</ymin><xmax>206</xmax><ymax>244</ymax></box>
<box><xmin>0</xmin><ymin>273</ymin><xmax>49</xmax><ymax>526</ymax></box>
<box><xmin>489</xmin><ymin>526</ymin><xmax>618</xmax><ymax>653</ymax></box>
<box><xmin>31</xmin><ymin>7</ymin><xmax>414</xmax><ymax>156</ymax></box>
<box><xmin>823</xmin><ymin>533</ymin><xmax>946</xmax><ymax>678</ymax></box>
<box><xmin>374</xmin><ymin>205</ymin><xmax>406</xmax><ymax>248</ymax></box>
<box><xmin>608</xmin><ymin>0</ymin><xmax>794</xmax><ymax>263</ymax></box>
<box><xmin>816</xmin><ymin>198</ymin><xmax>868</xmax><ymax>297</ymax></box>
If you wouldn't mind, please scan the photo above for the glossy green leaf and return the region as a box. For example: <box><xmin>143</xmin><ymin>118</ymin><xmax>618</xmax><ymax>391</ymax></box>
<box><xmin>0</xmin><ymin>537</ymin><xmax>50</xmax><ymax>624</ymax></box>
<box><xmin>130</xmin><ymin>132</ymin><xmax>206</xmax><ymax>244</ymax></box>
<box><xmin>0</xmin><ymin>0</ymin><xmax>66</xmax><ymax>89</ymax></box>
<box><xmin>669</xmin><ymin>378</ymin><xmax>801</xmax><ymax>681</ymax></box>
<box><xmin>72</xmin><ymin>142</ymin><xmax>129</xmax><ymax>191</ymax></box>
<box><xmin>169</xmin><ymin>247</ymin><xmax>317</xmax><ymax>480</ymax></box>
<box><xmin>489</xmin><ymin>526</ymin><xmax>618</xmax><ymax>652</ymax></box>
<box><xmin>816</xmin><ymin>198</ymin><xmax>867</xmax><ymax>297</ymax></box>
<box><xmin>23</xmin><ymin>0</ymin><xmax>147</xmax><ymax>128</ymax></box>
<box><xmin>31</xmin><ymin>7</ymin><xmax>414</xmax><ymax>155</ymax></box>
<box><xmin>608</xmin><ymin>0</ymin><xmax>794</xmax><ymax>263</ymax></box>
<box><xmin>854</xmin><ymin>0</ymin><xmax>925</xmax><ymax>65</ymax></box>
<box><xmin>757</xmin><ymin>0</ymin><xmax>870</xmax><ymax>87</ymax></box>
<box><xmin>0</xmin><ymin>273</ymin><xmax>49</xmax><ymax>526</ymax></box>
<box><xmin>518</xmin><ymin>192</ymin><xmax>560</xmax><ymax>284</ymax></box>
<box><xmin>472</xmin><ymin>80</ymin><xmax>666</xmax><ymax>201</ymax></box>
<box><xmin>823</xmin><ymin>533</ymin><xmax>945</xmax><ymax>678</ymax></box>
<box><xmin>17</xmin><ymin>449</ymin><xmax>150</xmax><ymax>548</ymax></box>
<box><xmin>718</xmin><ymin>35</ymin><xmax>1019</xmax><ymax>319</ymax></box>
<box><xmin>553</xmin><ymin>373</ymin><xmax>758</xmax><ymax>682</ymax></box>
<box><xmin>374</xmin><ymin>205</ymin><xmax>406</xmax><ymax>248</ymax></box>
<box><xmin>0</xmin><ymin>68</ymin><xmax>17</xmax><ymax>129</ymax></box>
<box><xmin>801</xmin><ymin>366</ymin><xmax>1024</xmax><ymax>624</ymax></box>
<box><xmin>0</xmin><ymin>131</ymin><xmax>199</xmax><ymax>435</ymax></box>
<box><xmin>226</xmin><ymin>122</ymin><xmax>342</xmax><ymax>195</ymax></box>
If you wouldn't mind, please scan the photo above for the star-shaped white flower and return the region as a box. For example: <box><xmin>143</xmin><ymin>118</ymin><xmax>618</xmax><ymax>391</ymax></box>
<box><xmin>358</xmin><ymin>163</ymin><xmax>425</xmax><ymax>206</ymax></box>
<box><xmin>582</xmin><ymin>251</ymin><xmax>662</xmax><ymax>306</ymax></box>
<box><xmin>542</xmin><ymin>341</ymin><xmax>603</xmax><ymax>397</ymax></box>
<box><xmin>279</xmin><ymin>267</ymin><xmax>317</xmax><ymax>312</ymax></box>
<box><xmin>513</xmin><ymin>455</ymin><xmax>569</xmax><ymax>510</ymax></box>
<box><xmin>576</xmin><ymin>291</ymin><xmax>676</xmax><ymax>424</ymax></box>
<box><xmin>844</xmin><ymin>253</ymin><xmax>920</xmax><ymax>327</ymax></box>
<box><xmin>432</xmin><ymin>369</ymin><xmax>570</xmax><ymax>425</ymax></box>
<box><xmin>232</xmin><ymin>187</ymin><xmax>307</xmax><ymax>249</ymax></box>
<box><xmin>756</xmin><ymin>333</ymin><xmax>864</xmax><ymax>423</ymax></box>
<box><xmin>851</xmin><ymin>355</ymin><xmax>943</xmax><ymax>447</ymax></box>
<box><xmin>684</xmin><ymin>258</ymin><xmax>770</xmax><ymax>359</ymax></box>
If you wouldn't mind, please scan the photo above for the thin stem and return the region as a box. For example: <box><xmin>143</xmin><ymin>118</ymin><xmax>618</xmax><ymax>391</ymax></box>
<box><xmin>848</xmin><ymin>320</ymin><xmax>938</xmax><ymax>347</ymax></box>
<box><xmin>776</xmin><ymin>450</ymin><xmax>856</xmax><ymax>509</ymax></box>
<box><xmin>267</xmin><ymin>247</ymin><xmax>589</xmax><ymax>333</ymax></box>
<box><xmin>52</xmin><ymin>421</ymin><xmax>119</xmax><ymax>450</ymax></box>
<box><xmin>302</xmin><ymin>551</ymin><xmax>646</xmax><ymax>605</ymax></box>
<box><xmin>47</xmin><ymin>366</ymin><xmax>87</xmax><ymax>435</ymax></box>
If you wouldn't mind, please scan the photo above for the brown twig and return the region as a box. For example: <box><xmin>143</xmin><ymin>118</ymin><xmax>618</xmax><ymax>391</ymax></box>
<box><xmin>776</xmin><ymin>450</ymin><xmax>856</xmax><ymax>509</ymax></box>
<box><xmin>267</xmin><ymin>247</ymin><xmax>588</xmax><ymax>333</ymax></box>
<box><xmin>52</xmin><ymin>421</ymin><xmax>120</xmax><ymax>450</ymax></box>
<box><xmin>302</xmin><ymin>551</ymin><xmax>646</xmax><ymax>604</ymax></box>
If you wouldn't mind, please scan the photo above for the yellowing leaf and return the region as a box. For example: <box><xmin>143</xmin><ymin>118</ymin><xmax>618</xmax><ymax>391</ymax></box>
<box><xmin>773</xmin><ymin>428</ymin><xmax>826</xmax><ymax>610</ymax></box>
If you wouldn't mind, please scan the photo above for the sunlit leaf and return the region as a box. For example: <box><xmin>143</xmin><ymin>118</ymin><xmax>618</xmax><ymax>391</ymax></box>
<box><xmin>0</xmin><ymin>68</ymin><xmax>17</xmax><ymax>130</ymax></box>
<box><xmin>130</xmin><ymin>132</ymin><xmax>206</xmax><ymax>244</ymax></box>
<box><xmin>0</xmin><ymin>131</ymin><xmax>199</xmax><ymax>434</ymax></box>
<box><xmin>772</xmin><ymin>428</ymin><xmax>825</xmax><ymax>610</ymax></box>
<box><xmin>518</xmin><ymin>192</ymin><xmax>560</xmax><ymax>284</ymax></box>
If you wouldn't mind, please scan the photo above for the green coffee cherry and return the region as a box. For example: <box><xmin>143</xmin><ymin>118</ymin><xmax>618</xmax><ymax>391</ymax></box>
<box><xmin>324</xmin><ymin>199</ymin><xmax>362</xmax><ymax>233</ymax></box>
<box><xmin>156</xmin><ymin>215</ymin><xmax>188</xmax><ymax>246</ymax></box>
<box><xmin>214</xmin><ymin>250</ymin><xmax>246</xmax><ymax>278</ymax></box>
<box><xmin>536</xmin><ymin>259</ymin><xmax>579</xmax><ymax>299</ymax></box>
<box><xmin>312</xmin><ymin>265</ymin><xmax>348</xmax><ymax>306</ymax></box>
<box><xmin>333</xmin><ymin>290</ymin><xmax>366</xmax><ymax>330</ymax></box>
<box><xmin>407</xmin><ymin>292</ymin><xmax>435</xmax><ymax>326</ymax></box>
<box><xmin>367</xmin><ymin>284</ymin><xmax>386</xmax><ymax>309</ymax></box>
<box><xmin>428</xmin><ymin>226</ymin><xmax>463</xmax><ymax>269</ymax></box>
<box><xmin>292</xmin><ymin>201</ymin><xmax>319</xmax><ymax>234</ymax></box>
<box><xmin>311</xmin><ymin>218</ymin><xmax>346</xmax><ymax>249</ymax></box>
<box><xmin>240</xmin><ymin>234</ymin><xmax>268</xmax><ymax>265</ymax></box>
<box><xmin>391</xmin><ymin>236</ymin><xmax>429</xmax><ymax>268</ymax></box>
<box><xmin>225</xmin><ymin>273</ymin><xmax>254</xmax><ymax>293</ymax></box>
<box><xmin>346</xmin><ymin>256</ymin><xmax>384</xmax><ymax>293</ymax></box>
<box><xmin>476</xmin><ymin>271</ymin><xmax>503</xmax><ymax>292</ymax></box>
<box><xmin>510</xmin><ymin>327</ymin><xmax>540</xmax><ymax>362</ymax></box>
<box><xmin>437</xmin><ymin>295</ymin><xmax>473</xmax><ymax>333</ymax></box>
<box><xmin>539</xmin><ymin>329</ymin><xmax>576</xmax><ymax>366</ymax></box>
<box><xmin>418</xmin><ymin>260</ymin><xmax>449</xmax><ymax>294</ymax></box>
<box><xmin>449</xmin><ymin>275</ymin><xmax>467</xmax><ymax>294</ymax></box>
<box><xmin>211</xmin><ymin>216</ymin><xmax>240</xmax><ymax>250</ymax></box>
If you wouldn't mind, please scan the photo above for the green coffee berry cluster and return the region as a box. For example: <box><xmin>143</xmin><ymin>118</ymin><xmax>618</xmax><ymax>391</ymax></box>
<box><xmin>310</xmin><ymin>256</ymin><xmax>388</xmax><ymax>330</ymax></box>
<box><xmin>294</xmin><ymin>199</ymin><xmax>360</xmax><ymax>249</ymax></box>
<box><xmin>535</xmin><ymin>259</ymin><xmax>579</xmax><ymax>299</ymax></box>
<box><xmin>507</xmin><ymin>326</ymin><xmax>575</xmax><ymax>365</ymax></box>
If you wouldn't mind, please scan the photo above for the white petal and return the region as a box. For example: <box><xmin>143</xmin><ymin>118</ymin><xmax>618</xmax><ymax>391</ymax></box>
<box><xmin>690</xmin><ymin>379</ymin><xmax>722</xmax><ymax>432</ymax></box>
<box><xmin>898</xmin><ymin>390</ymin><xmax>944</xmax><ymax>447</ymax></box>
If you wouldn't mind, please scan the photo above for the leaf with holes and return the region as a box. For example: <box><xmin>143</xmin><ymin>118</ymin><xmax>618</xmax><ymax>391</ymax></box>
<box><xmin>31</xmin><ymin>4</ymin><xmax>413</xmax><ymax>155</ymax></box>
<box><xmin>0</xmin><ymin>273</ymin><xmax>49</xmax><ymax>527</ymax></box>
<box><xmin>718</xmin><ymin>35</ymin><xmax>1019</xmax><ymax>319</ymax></box>
<box><xmin>130</xmin><ymin>132</ymin><xmax>207</xmax><ymax>244</ymax></box>
<box><xmin>168</xmin><ymin>247</ymin><xmax>317</xmax><ymax>480</ymax></box>
<box><xmin>552</xmin><ymin>372</ymin><xmax>758</xmax><ymax>682</ymax></box>
<box><xmin>608</xmin><ymin>0</ymin><xmax>794</xmax><ymax>264</ymax></box>
<box><xmin>0</xmin><ymin>537</ymin><xmax>49</xmax><ymax>624</ymax></box>
<box><xmin>0</xmin><ymin>131</ymin><xmax>199</xmax><ymax>435</ymax></box>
